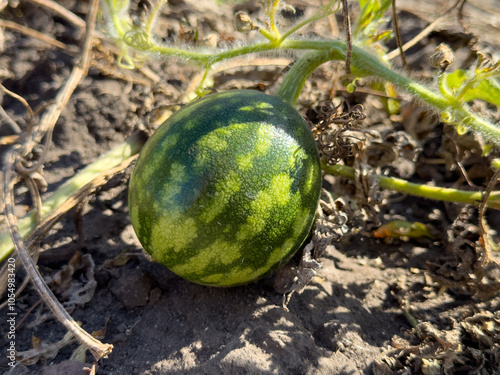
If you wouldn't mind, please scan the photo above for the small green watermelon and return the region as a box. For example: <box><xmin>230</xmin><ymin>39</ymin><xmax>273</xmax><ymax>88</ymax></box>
<box><xmin>128</xmin><ymin>90</ymin><xmax>321</xmax><ymax>286</ymax></box>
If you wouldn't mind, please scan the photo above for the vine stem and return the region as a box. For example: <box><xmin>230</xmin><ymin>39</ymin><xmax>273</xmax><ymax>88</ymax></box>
<box><xmin>322</xmin><ymin>163</ymin><xmax>500</xmax><ymax>210</ymax></box>
<box><xmin>273</xmin><ymin>35</ymin><xmax>499</xmax><ymax>210</ymax></box>
<box><xmin>276</xmin><ymin>49</ymin><xmax>342</xmax><ymax>106</ymax></box>
<box><xmin>143</xmin><ymin>37</ymin><xmax>500</xmax><ymax>146</ymax></box>
<box><xmin>0</xmin><ymin>132</ymin><xmax>146</xmax><ymax>261</ymax></box>
<box><xmin>105</xmin><ymin>0</ymin><xmax>499</xmax><ymax>145</ymax></box>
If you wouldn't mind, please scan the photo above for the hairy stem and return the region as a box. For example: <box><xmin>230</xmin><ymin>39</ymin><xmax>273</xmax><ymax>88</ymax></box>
<box><xmin>143</xmin><ymin>36</ymin><xmax>500</xmax><ymax>145</ymax></box>
<box><xmin>277</xmin><ymin>49</ymin><xmax>342</xmax><ymax>106</ymax></box>
<box><xmin>104</xmin><ymin>0</ymin><xmax>500</xmax><ymax>145</ymax></box>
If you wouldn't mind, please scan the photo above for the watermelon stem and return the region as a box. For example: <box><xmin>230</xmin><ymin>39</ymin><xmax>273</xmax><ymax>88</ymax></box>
<box><xmin>276</xmin><ymin>49</ymin><xmax>343</xmax><ymax>107</ymax></box>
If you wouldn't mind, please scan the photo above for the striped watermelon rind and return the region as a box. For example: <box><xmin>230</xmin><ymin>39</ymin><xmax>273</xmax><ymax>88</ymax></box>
<box><xmin>128</xmin><ymin>90</ymin><xmax>321</xmax><ymax>286</ymax></box>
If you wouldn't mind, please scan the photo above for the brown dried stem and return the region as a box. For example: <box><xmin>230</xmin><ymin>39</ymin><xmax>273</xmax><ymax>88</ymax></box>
<box><xmin>342</xmin><ymin>0</ymin><xmax>352</xmax><ymax>75</ymax></box>
<box><xmin>478</xmin><ymin>169</ymin><xmax>500</xmax><ymax>257</ymax></box>
<box><xmin>0</xmin><ymin>106</ymin><xmax>22</xmax><ymax>134</ymax></box>
<box><xmin>3</xmin><ymin>154</ymin><xmax>113</xmax><ymax>361</ymax></box>
<box><xmin>385</xmin><ymin>0</ymin><xmax>466</xmax><ymax>61</ymax></box>
<box><xmin>0</xmin><ymin>83</ymin><xmax>35</xmax><ymax>131</ymax></box>
<box><xmin>0</xmin><ymin>19</ymin><xmax>68</xmax><ymax>50</ymax></box>
<box><xmin>27</xmin><ymin>155</ymin><xmax>139</xmax><ymax>250</ymax></box>
<box><xmin>391</xmin><ymin>0</ymin><xmax>408</xmax><ymax>69</ymax></box>
<box><xmin>0</xmin><ymin>131</ymin><xmax>146</xmax><ymax>311</ymax></box>
<box><xmin>1</xmin><ymin>0</ymin><xmax>114</xmax><ymax>361</ymax></box>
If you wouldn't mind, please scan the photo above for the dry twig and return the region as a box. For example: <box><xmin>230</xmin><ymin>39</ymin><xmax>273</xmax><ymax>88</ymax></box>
<box><xmin>0</xmin><ymin>83</ymin><xmax>35</xmax><ymax>130</ymax></box>
<box><xmin>0</xmin><ymin>19</ymin><xmax>68</xmax><ymax>50</ymax></box>
<box><xmin>385</xmin><ymin>0</ymin><xmax>467</xmax><ymax>61</ymax></box>
<box><xmin>391</xmin><ymin>0</ymin><xmax>408</xmax><ymax>69</ymax></box>
<box><xmin>342</xmin><ymin>0</ymin><xmax>352</xmax><ymax>75</ymax></box>
<box><xmin>1</xmin><ymin>0</ymin><xmax>113</xmax><ymax>361</ymax></box>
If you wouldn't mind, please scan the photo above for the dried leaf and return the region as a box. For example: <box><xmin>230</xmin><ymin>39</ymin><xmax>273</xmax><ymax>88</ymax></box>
<box><xmin>373</xmin><ymin>220</ymin><xmax>433</xmax><ymax>239</ymax></box>
<box><xmin>17</xmin><ymin>331</ymin><xmax>75</xmax><ymax>365</ymax></box>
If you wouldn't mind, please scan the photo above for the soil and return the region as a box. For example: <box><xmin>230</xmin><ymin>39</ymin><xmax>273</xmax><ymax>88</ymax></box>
<box><xmin>1</xmin><ymin>1</ymin><xmax>500</xmax><ymax>374</ymax></box>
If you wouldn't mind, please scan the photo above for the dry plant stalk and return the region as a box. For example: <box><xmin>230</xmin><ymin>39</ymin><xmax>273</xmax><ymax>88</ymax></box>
<box><xmin>27</xmin><ymin>154</ymin><xmax>139</xmax><ymax>249</ymax></box>
<box><xmin>478</xmin><ymin>169</ymin><xmax>500</xmax><ymax>258</ymax></box>
<box><xmin>341</xmin><ymin>0</ymin><xmax>352</xmax><ymax>75</ymax></box>
<box><xmin>0</xmin><ymin>19</ymin><xmax>68</xmax><ymax>50</ymax></box>
<box><xmin>384</xmin><ymin>0</ymin><xmax>466</xmax><ymax>60</ymax></box>
<box><xmin>1</xmin><ymin>0</ymin><xmax>113</xmax><ymax>361</ymax></box>
<box><xmin>391</xmin><ymin>0</ymin><xmax>408</xmax><ymax>69</ymax></box>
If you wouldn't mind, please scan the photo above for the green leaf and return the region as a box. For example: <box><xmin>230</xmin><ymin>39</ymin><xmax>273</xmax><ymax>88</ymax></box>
<box><xmin>472</xmin><ymin>78</ymin><xmax>500</xmax><ymax>107</ymax></box>
<box><xmin>444</xmin><ymin>69</ymin><xmax>467</xmax><ymax>88</ymax></box>
<box><xmin>445</xmin><ymin>70</ymin><xmax>500</xmax><ymax>107</ymax></box>
<box><xmin>353</xmin><ymin>0</ymin><xmax>392</xmax><ymax>44</ymax></box>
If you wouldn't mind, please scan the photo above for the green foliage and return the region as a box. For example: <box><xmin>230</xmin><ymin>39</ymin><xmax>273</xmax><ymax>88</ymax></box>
<box><xmin>352</xmin><ymin>0</ymin><xmax>392</xmax><ymax>44</ymax></box>
<box><xmin>445</xmin><ymin>70</ymin><xmax>500</xmax><ymax>108</ymax></box>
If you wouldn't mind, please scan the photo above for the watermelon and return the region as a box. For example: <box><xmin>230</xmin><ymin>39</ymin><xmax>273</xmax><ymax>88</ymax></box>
<box><xmin>128</xmin><ymin>90</ymin><xmax>321</xmax><ymax>286</ymax></box>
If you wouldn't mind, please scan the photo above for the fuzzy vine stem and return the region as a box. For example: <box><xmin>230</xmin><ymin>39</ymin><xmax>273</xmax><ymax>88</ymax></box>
<box><xmin>134</xmin><ymin>37</ymin><xmax>500</xmax><ymax>145</ymax></box>
<box><xmin>276</xmin><ymin>49</ymin><xmax>342</xmax><ymax>106</ymax></box>
<box><xmin>104</xmin><ymin>0</ymin><xmax>500</xmax><ymax>144</ymax></box>
<box><xmin>275</xmin><ymin>39</ymin><xmax>500</xmax><ymax>145</ymax></box>
<box><xmin>277</xmin><ymin>1</ymin><xmax>341</xmax><ymax>44</ymax></box>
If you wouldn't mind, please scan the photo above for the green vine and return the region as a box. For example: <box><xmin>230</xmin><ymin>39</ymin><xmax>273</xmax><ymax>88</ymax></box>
<box><xmin>276</xmin><ymin>50</ymin><xmax>342</xmax><ymax>106</ymax></box>
<box><xmin>101</xmin><ymin>0</ymin><xmax>500</xmax><ymax>146</ymax></box>
<box><xmin>322</xmin><ymin>163</ymin><xmax>500</xmax><ymax>210</ymax></box>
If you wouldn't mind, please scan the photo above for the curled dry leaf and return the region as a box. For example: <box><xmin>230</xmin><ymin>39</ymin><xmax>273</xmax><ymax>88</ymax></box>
<box><xmin>461</xmin><ymin>311</ymin><xmax>500</xmax><ymax>349</ymax></box>
<box><xmin>46</xmin><ymin>251</ymin><xmax>97</xmax><ymax>311</ymax></box>
<box><xmin>26</xmin><ymin>251</ymin><xmax>98</xmax><ymax>328</ymax></box>
<box><xmin>16</xmin><ymin>331</ymin><xmax>75</xmax><ymax>365</ymax></box>
<box><xmin>364</xmin><ymin>130</ymin><xmax>422</xmax><ymax>179</ymax></box>
<box><xmin>374</xmin><ymin>312</ymin><xmax>500</xmax><ymax>374</ymax></box>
